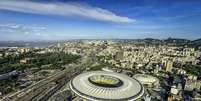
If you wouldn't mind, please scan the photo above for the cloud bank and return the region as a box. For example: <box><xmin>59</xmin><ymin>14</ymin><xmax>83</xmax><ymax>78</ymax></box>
<box><xmin>0</xmin><ymin>23</ymin><xmax>47</xmax><ymax>35</ymax></box>
<box><xmin>0</xmin><ymin>0</ymin><xmax>134</xmax><ymax>23</ymax></box>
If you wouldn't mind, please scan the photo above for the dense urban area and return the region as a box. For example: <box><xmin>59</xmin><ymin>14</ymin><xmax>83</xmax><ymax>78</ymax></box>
<box><xmin>0</xmin><ymin>38</ymin><xmax>201</xmax><ymax>101</ymax></box>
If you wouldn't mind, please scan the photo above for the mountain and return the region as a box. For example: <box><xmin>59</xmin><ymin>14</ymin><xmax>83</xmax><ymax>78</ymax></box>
<box><xmin>189</xmin><ymin>38</ymin><xmax>201</xmax><ymax>49</ymax></box>
<box><xmin>164</xmin><ymin>38</ymin><xmax>190</xmax><ymax>43</ymax></box>
<box><xmin>191</xmin><ymin>38</ymin><xmax>201</xmax><ymax>44</ymax></box>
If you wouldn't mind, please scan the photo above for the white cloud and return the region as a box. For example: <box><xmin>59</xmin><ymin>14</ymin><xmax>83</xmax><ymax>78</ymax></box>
<box><xmin>0</xmin><ymin>23</ymin><xmax>47</xmax><ymax>34</ymax></box>
<box><xmin>0</xmin><ymin>0</ymin><xmax>135</xmax><ymax>23</ymax></box>
<box><xmin>35</xmin><ymin>33</ymin><xmax>41</xmax><ymax>36</ymax></box>
<box><xmin>0</xmin><ymin>24</ymin><xmax>21</xmax><ymax>29</ymax></box>
<box><xmin>0</xmin><ymin>28</ymin><xmax>14</xmax><ymax>32</ymax></box>
<box><xmin>24</xmin><ymin>31</ymin><xmax>30</xmax><ymax>35</ymax></box>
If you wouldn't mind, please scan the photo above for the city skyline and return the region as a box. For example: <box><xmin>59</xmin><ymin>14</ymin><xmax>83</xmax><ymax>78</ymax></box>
<box><xmin>1</xmin><ymin>0</ymin><xmax>201</xmax><ymax>41</ymax></box>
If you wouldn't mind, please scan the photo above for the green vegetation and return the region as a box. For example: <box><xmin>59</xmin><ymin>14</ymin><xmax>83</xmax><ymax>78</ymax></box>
<box><xmin>89</xmin><ymin>64</ymin><xmax>107</xmax><ymax>71</ymax></box>
<box><xmin>29</xmin><ymin>52</ymin><xmax>81</xmax><ymax>68</ymax></box>
<box><xmin>189</xmin><ymin>38</ymin><xmax>201</xmax><ymax>50</ymax></box>
<box><xmin>183</xmin><ymin>64</ymin><xmax>201</xmax><ymax>78</ymax></box>
<box><xmin>89</xmin><ymin>75</ymin><xmax>122</xmax><ymax>87</ymax></box>
<box><xmin>89</xmin><ymin>56</ymin><xmax>115</xmax><ymax>71</ymax></box>
<box><xmin>0</xmin><ymin>76</ymin><xmax>19</xmax><ymax>94</ymax></box>
<box><xmin>0</xmin><ymin>52</ymin><xmax>81</xmax><ymax>74</ymax></box>
<box><xmin>0</xmin><ymin>51</ymin><xmax>81</xmax><ymax>95</ymax></box>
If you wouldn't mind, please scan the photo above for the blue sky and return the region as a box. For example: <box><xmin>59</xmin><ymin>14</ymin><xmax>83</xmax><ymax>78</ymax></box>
<box><xmin>0</xmin><ymin>0</ymin><xmax>201</xmax><ymax>41</ymax></box>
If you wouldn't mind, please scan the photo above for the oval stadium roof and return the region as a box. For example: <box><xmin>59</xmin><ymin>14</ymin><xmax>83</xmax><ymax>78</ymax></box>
<box><xmin>70</xmin><ymin>71</ymin><xmax>144</xmax><ymax>101</ymax></box>
<box><xmin>133</xmin><ymin>74</ymin><xmax>159</xmax><ymax>85</ymax></box>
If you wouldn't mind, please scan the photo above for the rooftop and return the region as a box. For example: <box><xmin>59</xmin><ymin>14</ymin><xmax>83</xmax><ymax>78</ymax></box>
<box><xmin>70</xmin><ymin>71</ymin><xmax>144</xmax><ymax>101</ymax></box>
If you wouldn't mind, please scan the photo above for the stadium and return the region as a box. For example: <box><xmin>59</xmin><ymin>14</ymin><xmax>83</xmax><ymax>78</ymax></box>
<box><xmin>133</xmin><ymin>74</ymin><xmax>160</xmax><ymax>88</ymax></box>
<box><xmin>70</xmin><ymin>71</ymin><xmax>144</xmax><ymax>101</ymax></box>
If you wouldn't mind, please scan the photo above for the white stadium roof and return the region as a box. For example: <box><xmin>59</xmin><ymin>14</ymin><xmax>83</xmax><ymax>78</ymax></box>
<box><xmin>133</xmin><ymin>74</ymin><xmax>159</xmax><ymax>85</ymax></box>
<box><xmin>70</xmin><ymin>71</ymin><xmax>144</xmax><ymax>101</ymax></box>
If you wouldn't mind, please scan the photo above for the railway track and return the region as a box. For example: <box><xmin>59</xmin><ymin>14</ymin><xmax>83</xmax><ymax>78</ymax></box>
<box><xmin>1</xmin><ymin>61</ymin><xmax>92</xmax><ymax>101</ymax></box>
<box><xmin>1</xmin><ymin>49</ymin><xmax>95</xmax><ymax>101</ymax></box>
